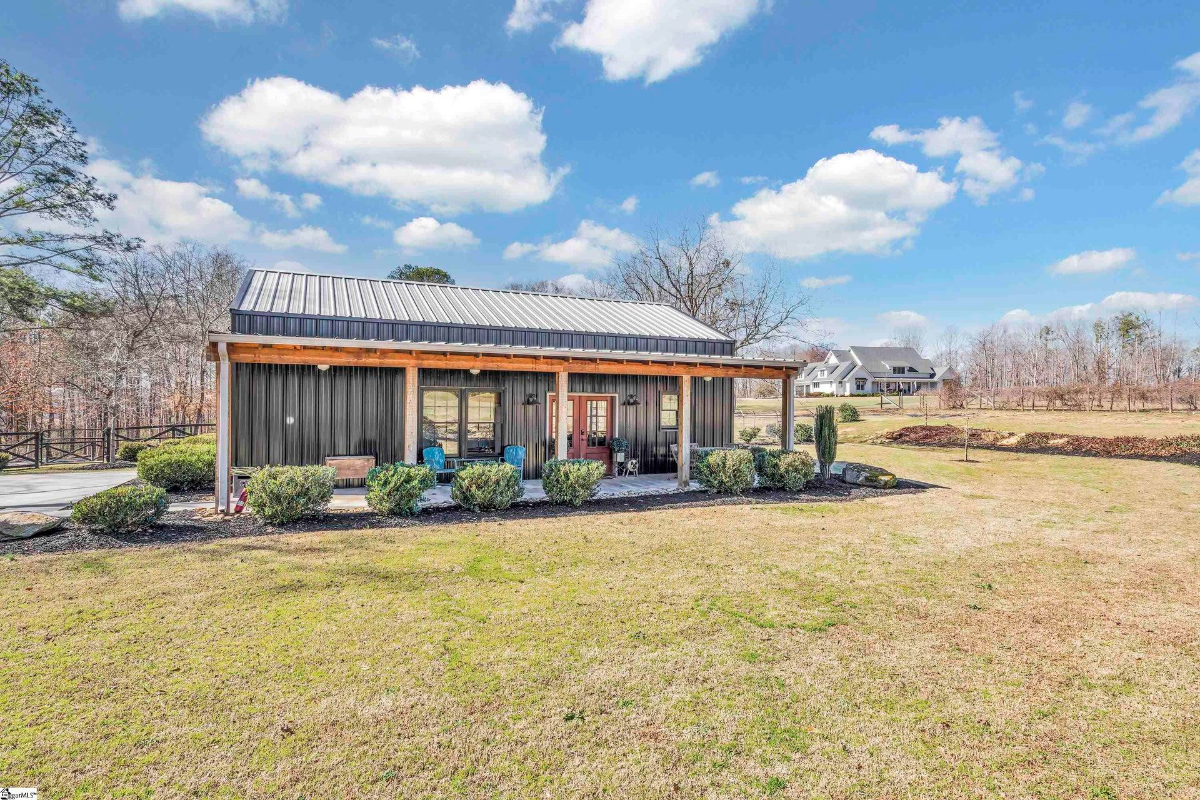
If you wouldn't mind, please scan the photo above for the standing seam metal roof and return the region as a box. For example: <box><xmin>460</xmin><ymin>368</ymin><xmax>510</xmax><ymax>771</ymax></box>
<box><xmin>234</xmin><ymin>269</ymin><xmax>733</xmax><ymax>342</ymax></box>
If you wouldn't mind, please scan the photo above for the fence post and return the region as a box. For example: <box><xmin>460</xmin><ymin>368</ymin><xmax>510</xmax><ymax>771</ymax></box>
<box><xmin>104</xmin><ymin>427</ymin><xmax>112</xmax><ymax>463</ymax></box>
<box><xmin>34</xmin><ymin>431</ymin><xmax>42</xmax><ymax>468</ymax></box>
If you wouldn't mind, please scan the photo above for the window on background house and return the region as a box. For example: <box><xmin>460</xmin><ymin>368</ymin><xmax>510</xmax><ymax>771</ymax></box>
<box><xmin>892</xmin><ymin>366</ymin><xmax>906</xmax><ymax>375</ymax></box>
<box><xmin>660</xmin><ymin>392</ymin><xmax>678</xmax><ymax>429</ymax></box>
<box><xmin>855</xmin><ymin>378</ymin><xmax>867</xmax><ymax>391</ymax></box>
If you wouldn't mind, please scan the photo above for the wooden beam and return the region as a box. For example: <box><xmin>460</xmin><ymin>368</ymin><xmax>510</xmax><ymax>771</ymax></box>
<box><xmin>223</xmin><ymin>343</ymin><xmax>797</xmax><ymax>379</ymax></box>
<box><xmin>215</xmin><ymin>343</ymin><xmax>231</xmax><ymax>514</ymax></box>
<box><xmin>555</xmin><ymin>370</ymin><xmax>569</xmax><ymax>460</ymax></box>
<box><xmin>678</xmin><ymin>375</ymin><xmax>692</xmax><ymax>489</ymax></box>
<box><xmin>782</xmin><ymin>374</ymin><xmax>796</xmax><ymax>451</ymax></box>
<box><xmin>403</xmin><ymin>365</ymin><xmax>419</xmax><ymax>464</ymax></box>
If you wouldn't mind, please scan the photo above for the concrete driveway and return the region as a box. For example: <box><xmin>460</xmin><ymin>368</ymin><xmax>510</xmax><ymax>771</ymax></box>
<box><xmin>0</xmin><ymin>469</ymin><xmax>137</xmax><ymax>517</ymax></box>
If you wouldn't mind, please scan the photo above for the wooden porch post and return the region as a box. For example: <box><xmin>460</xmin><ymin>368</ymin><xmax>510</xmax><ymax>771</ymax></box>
<box><xmin>555</xmin><ymin>370</ymin><xmax>569</xmax><ymax>460</ymax></box>
<box><xmin>215</xmin><ymin>342</ymin><xmax>231</xmax><ymax>514</ymax></box>
<box><xmin>782</xmin><ymin>373</ymin><xmax>795</xmax><ymax>451</ymax></box>
<box><xmin>677</xmin><ymin>375</ymin><xmax>691</xmax><ymax>488</ymax></box>
<box><xmin>403</xmin><ymin>365</ymin><xmax>419</xmax><ymax>463</ymax></box>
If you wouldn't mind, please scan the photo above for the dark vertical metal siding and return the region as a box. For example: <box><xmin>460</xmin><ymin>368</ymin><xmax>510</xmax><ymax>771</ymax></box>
<box><xmin>231</xmin><ymin>363</ymin><xmax>406</xmax><ymax>471</ymax></box>
<box><xmin>231</xmin><ymin>311</ymin><xmax>735</xmax><ymax>357</ymax></box>
<box><xmin>231</xmin><ymin>363</ymin><xmax>734</xmax><ymax>479</ymax></box>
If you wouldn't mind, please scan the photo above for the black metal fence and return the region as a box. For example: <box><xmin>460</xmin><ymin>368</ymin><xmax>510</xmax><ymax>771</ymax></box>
<box><xmin>0</xmin><ymin>423</ymin><xmax>214</xmax><ymax>468</ymax></box>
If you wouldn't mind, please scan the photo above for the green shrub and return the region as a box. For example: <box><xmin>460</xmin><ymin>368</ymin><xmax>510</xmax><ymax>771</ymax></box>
<box><xmin>71</xmin><ymin>483</ymin><xmax>167</xmax><ymax>532</ymax></box>
<box><xmin>116</xmin><ymin>440</ymin><xmax>157</xmax><ymax>462</ymax></box>
<box><xmin>838</xmin><ymin>403</ymin><xmax>861</xmax><ymax>423</ymax></box>
<box><xmin>365</xmin><ymin>462</ymin><xmax>435</xmax><ymax>516</ymax></box>
<box><xmin>814</xmin><ymin>405</ymin><xmax>838</xmax><ymax>480</ymax></box>
<box><xmin>738</xmin><ymin>426</ymin><xmax>762</xmax><ymax>444</ymax></box>
<box><xmin>696</xmin><ymin>448</ymin><xmax>755</xmax><ymax>493</ymax></box>
<box><xmin>245</xmin><ymin>465</ymin><xmax>336</xmax><ymax>524</ymax></box>
<box><xmin>764</xmin><ymin>422</ymin><xmax>782</xmax><ymax>441</ymax></box>
<box><xmin>755</xmin><ymin>449</ymin><xmax>816</xmax><ymax>491</ymax></box>
<box><xmin>164</xmin><ymin>433</ymin><xmax>216</xmax><ymax>447</ymax></box>
<box><xmin>136</xmin><ymin>441</ymin><xmax>215</xmax><ymax>490</ymax></box>
<box><xmin>0</xmin><ymin>452</ymin><xmax>9</xmax><ymax>470</ymax></box>
<box><xmin>794</xmin><ymin>422</ymin><xmax>814</xmax><ymax>443</ymax></box>
<box><xmin>542</xmin><ymin>458</ymin><xmax>606</xmax><ymax>507</ymax></box>
<box><xmin>451</xmin><ymin>462</ymin><xmax>524</xmax><ymax>512</ymax></box>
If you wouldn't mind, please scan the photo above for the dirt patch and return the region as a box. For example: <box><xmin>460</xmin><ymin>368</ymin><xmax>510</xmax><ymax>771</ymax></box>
<box><xmin>0</xmin><ymin>479</ymin><xmax>929</xmax><ymax>557</ymax></box>
<box><xmin>877</xmin><ymin>424</ymin><xmax>1200</xmax><ymax>465</ymax></box>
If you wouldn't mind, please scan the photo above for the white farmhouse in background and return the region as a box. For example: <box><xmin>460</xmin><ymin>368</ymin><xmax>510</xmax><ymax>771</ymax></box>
<box><xmin>798</xmin><ymin>346</ymin><xmax>959</xmax><ymax>396</ymax></box>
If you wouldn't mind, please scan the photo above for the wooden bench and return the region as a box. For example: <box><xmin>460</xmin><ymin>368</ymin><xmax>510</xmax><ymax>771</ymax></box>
<box><xmin>325</xmin><ymin>455</ymin><xmax>376</xmax><ymax>484</ymax></box>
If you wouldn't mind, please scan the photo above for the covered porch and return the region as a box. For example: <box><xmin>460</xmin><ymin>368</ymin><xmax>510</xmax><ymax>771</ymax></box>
<box><xmin>207</xmin><ymin>332</ymin><xmax>804</xmax><ymax>513</ymax></box>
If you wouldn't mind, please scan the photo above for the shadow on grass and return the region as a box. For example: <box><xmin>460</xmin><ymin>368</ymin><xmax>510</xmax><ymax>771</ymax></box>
<box><xmin>4</xmin><ymin>479</ymin><xmax>940</xmax><ymax>557</ymax></box>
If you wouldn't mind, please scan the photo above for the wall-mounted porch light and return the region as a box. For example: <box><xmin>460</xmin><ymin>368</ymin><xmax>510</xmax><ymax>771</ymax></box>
<box><xmin>623</xmin><ymin>393</ymin><xmax>641</xmax><ymax>406</ymax></box>
<box><xmin>523</xmin><ymin>392</ymin><xmax>541</xmax><ymax>405</ymax></box>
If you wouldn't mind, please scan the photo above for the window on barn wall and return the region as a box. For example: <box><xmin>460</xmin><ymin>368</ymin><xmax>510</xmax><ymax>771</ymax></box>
<box><xmin>422</xmin><ymin>389</ymin><xmax>460</xmax><ymax>456</ymax></box>
<box><xmin>660</xmin><ymin>392</ymin><xmax>678</xmax><ymax>429</ymax></box>
<box><xmin>466</xmin><ymin>391</ymin><xmax>499</xmax><ymax>454</ymax></box>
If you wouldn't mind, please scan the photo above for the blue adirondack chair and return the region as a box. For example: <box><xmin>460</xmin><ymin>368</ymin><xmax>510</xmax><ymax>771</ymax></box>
<box><xmin>422</xmin><ymin>446</ymin><xmax>457</xmax><ymax>482</ymax></box>
<box><xmin>503</xmin><ymin>445</ymin><xmax>526</xmax><ymax>473</ymax></box>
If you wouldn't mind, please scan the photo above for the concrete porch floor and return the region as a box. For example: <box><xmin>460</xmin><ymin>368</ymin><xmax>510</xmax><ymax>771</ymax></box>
<box><xmin>329</xmin><ymin>472</ymin><xmax>702</xmax><ymax>511</ymax></box>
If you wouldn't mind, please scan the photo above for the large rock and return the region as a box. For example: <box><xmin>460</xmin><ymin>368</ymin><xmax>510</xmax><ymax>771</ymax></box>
<box><xmin>0</xmin><ymin>511</ymin><xmax>65</xmax><ymax>541</ymax></box>
<box><xmin>841</xmin><ymin>463</ymin><xmax>898</xmax><ymax>489</ymax></box>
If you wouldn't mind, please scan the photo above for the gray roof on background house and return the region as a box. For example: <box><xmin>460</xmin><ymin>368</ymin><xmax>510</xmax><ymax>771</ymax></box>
<box><xmin>801</xmin><ymin>360</ymin><xmax>857</xmax><ymax>382</ymax></box>
<box><xmin>233</xmin><ymin>269</ymin><xmax>733</xmax><ymax>342</ymax></box>
<box><xmin>848</xmin><ymin>346</ymin><xmax>936</xmax><ymax>376</ymax></box>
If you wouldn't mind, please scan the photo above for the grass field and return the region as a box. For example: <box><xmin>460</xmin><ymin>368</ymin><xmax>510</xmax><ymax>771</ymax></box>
<box><xmin>3</xmin><ymin>434</ymin><xmax>1199</xmax><ymax>797</ymax></box>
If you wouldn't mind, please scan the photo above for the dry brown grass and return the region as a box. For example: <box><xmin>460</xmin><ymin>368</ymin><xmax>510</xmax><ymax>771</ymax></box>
<box><xmin>2</xmin><ymin>444</ymin><xmax>1199</xmax><ymax>798</ymax></box>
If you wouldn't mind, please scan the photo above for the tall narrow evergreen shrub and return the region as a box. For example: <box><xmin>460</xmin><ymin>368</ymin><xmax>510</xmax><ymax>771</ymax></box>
<box><xmin>814</xmin><ymin>405</ymin><xmax>838</xmax><ymax>480</ymax></box>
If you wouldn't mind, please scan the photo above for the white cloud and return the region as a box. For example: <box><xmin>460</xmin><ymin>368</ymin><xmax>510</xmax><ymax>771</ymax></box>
<box><xmin>504</xmin><ymin>220</ymin><xmax>637</xmax><ymax>268</ymax></box>
<box><xmin>393</xmin><ymin>217</ymin><xmax>479</xmax><ymax>251</ymax></box>
<box><xmin>553</xmin><ymin>272</ymin><xmax>610</xmax><ymax>295</ymax></box>
<box><xmin>558</xmin><ymin>0</ymin><xmax>764</xmax><ymax>84</ymax></box>
<box><xmin>1157</xmin><ymin>149</ymin><xmax>1200</xmax><ymax>206</ymax></box>
<box><xmin>711</xmin><ymin>149</ymin><xmax>957</xmax><ymax>260</ymax></box>
<box><xmin>371</xmin><ymin>33</ymin><xmax>420</xmax><ymax>62</ymax></box>
<box><xmin>871</xmin><ymin>116</ymin><xmax>1037</xmax><ymax>203</ymax></box>
<box><xmin>1000</xmin><ymin>308</ymin><xmax>1035</xmax><ymax>325</ymax></box>
<box><xmin>87</xmin><ymin>158</ymin><xmax>344</xmax><ymax>253</ymax></box>
<box><xmin>1102</xmin><ymin>51</ymin><xmax>1200</xmax><ymax>143</ymax></box>
<box><xmin>1049</xmin><ymin>247</ymin><xmax>1136</xmax><ymax>275</ymax></box>
<box><xmin>505</xmin><ymin>0</ymin><xmax>565</xmax><ymax>32</ymax></box>
<box><xmin>1040</xmin><ymin>134</ymin><xmax>1103</xmax><ymax>164</ymax></box>
<box><xmin>1062</xmin><ymin>101</ymin><xmax>1093</xmax><ymax>130</ymax></box>
<box><xmin>117</xmin><ymin>0</ymin><xmax>285</xmax><ymax>22</ymax></box>
<box><xmin>202</xmin><ymin>77</ymin><xmax>565</xmax><ymax>215</ymax></box>
<box><xmin>1017</xmin><ymin>187</ymin><xmax>1036</xmax><ymax>202</ymax></box>
<box><xmin>799</xmin><ymin>275</ymin><xmax>851</xmax><ymax>290</ymax></box>
<box><xmin>618</xmin><ymin>195</ymin><xmax>638</xmax><ymax>213</ymax></box>
<box><xmin>1012</xmin><ymin>91</ymin><xmax>1034</xmax><ymax>113</ymax></box>
<box><xmin>257</xmin><ymin>225</ymin><xmax>346</xmax><ymax>253</ymax></box>
<box><xmin>877</xmin><ymin>310</ymin><xmax>930</xmax><ymax>328</ymax></box>
<box><xmin>1177</xmin><ymin>251</ymin><xmax>1200</xmax><ymax>263</ymax></box>
<box><xmin>234</xmin><ymin>177</ymin><xmax>322</xmax><ymax>218</ymax></box>
<box><xmin>690</xmin><ymin>170</ymin><xmax>720</xmax><ymax>188</ymax></box>
<box><xmin>740</xmin><ymin>175</ymin><xmax>769</xmax><ymax>185</ymax></box>
<box><xmin>360</xmin><ymin>215</ymin><xmax>392</xmax><ymax>229</ymax></box>
<box><xmin>273</xmin><ymin>260</ymin><xmax>307</xmax><ymax>272</ymax></box>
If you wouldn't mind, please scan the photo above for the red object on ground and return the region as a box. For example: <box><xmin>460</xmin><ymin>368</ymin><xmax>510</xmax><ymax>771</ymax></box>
<box><xmin>233</xmin><ymin>487</ymin><xmax>247</xmax><ymax>514</ymax></box>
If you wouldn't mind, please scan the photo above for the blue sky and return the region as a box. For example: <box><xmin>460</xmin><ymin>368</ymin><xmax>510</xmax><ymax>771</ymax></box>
<box><xmin>4</xmin><ymin>0</ymin><xmax>1199</xmax><ymax>346</ymax></box>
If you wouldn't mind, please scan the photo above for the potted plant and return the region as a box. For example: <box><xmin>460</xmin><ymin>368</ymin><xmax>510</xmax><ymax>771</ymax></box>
<box><xmin>610</xmin><ymin>436</ymin><xmax>629</xmax><ymax>464</ymax></box>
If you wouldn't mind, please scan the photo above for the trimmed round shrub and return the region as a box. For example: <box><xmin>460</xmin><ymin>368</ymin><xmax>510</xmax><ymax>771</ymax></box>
<box><xmin>764</xmin><ymin>422</ymin><xmax>783</xmax><ymax>442</ymax></box>
<box><xmin>136</xmin><ymin>441</ymin><xmax>215</xmax><ymax>490</ymax></box>
<box><xmin>755</xmin><ymin>449</ymin><xmax>816</xmax><ymax>491</ymax></box>
<box><xmin>696</xmin><ymin>448</ymin><xmax>755</xmax><ymax>493</ymax></box>
<box><xmin>71</xmin><ymin>483</ymin><xmax>167</xmax><ymax>532</ymax></box>
<box><xmin>0</xmin><ymin>452</ymin><xmax>10</xmax><ymax>470</ymax></box>
<box><xmin>116</xmin><ymin>440</ymin><xmax>157</xmax><ymax>462</ymax></box>
<box><xmin>365</xmin><ymin>462</ymin><xmax>435</xmax><ymax>516</ymax></box>
<box><xmin>838</xmin><ymin>403</ymin><xmax>861</xmax><ymax>423</ymax></box>
<box><xmin>738</xmin><ymin>426</ymin><xmax>762</xmax><ymax>444</ymax></box>
<box><xmin>451</xmin><ymin>462</ymin><xmax>524</xmax><ymax>512</ymax></box>
<box><xmin>794</xmin><ymin>422</ymin><xmax>814</xmax><ymax>443</ymax></box>
<box><xmin>542</xmin><ymin>458</ymin><xmax>606</xmax><ymax>507</ymax></box>
<box><xmin>245</xmin><ymin>465</ymin><xmax>336</xmax><ymax>524</ymax></box>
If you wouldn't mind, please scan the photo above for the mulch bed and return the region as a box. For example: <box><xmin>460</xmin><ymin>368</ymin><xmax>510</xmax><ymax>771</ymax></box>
<box><xmin>878</xmin><ymin>424</ymin><xmax>1200</xmax><ymax>465</ymax></box>
<box><xmin>1</xmin><ymin>479</ymin><xmax>929</xmax><ymax>557</ymax></box>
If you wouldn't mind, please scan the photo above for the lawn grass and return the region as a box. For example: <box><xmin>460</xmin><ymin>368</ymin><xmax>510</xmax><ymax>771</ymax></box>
<box><xmin>3</xmin><ymin>444</ymin><xmax>1199</xmax><ymax>797</ymax></box>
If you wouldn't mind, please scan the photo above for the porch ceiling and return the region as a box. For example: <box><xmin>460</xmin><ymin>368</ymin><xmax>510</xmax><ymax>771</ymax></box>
<box><xmin>206</xmin><ymin>332</ymin><xmax>804</xmax><ymax>379</ymax></box>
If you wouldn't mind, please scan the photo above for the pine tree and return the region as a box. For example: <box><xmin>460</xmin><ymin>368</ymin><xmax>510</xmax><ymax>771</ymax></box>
<box><xmin>814</xmin><ymin>405</ymin><xmax>838</xmax><ymax>480</ymax></box>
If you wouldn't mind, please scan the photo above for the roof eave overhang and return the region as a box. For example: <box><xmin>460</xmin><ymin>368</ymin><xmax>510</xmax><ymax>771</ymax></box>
<box><xmin>205</xmin><ymin>332</ymin><xmax>805</xmax><ymax>379</ymax></box>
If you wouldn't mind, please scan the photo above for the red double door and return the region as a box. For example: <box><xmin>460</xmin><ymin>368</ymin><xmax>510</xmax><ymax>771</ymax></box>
<box><xmin>548</xmin><ymin>394</ymin><xmax>613</xmax><ymax>474</ymax></box>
